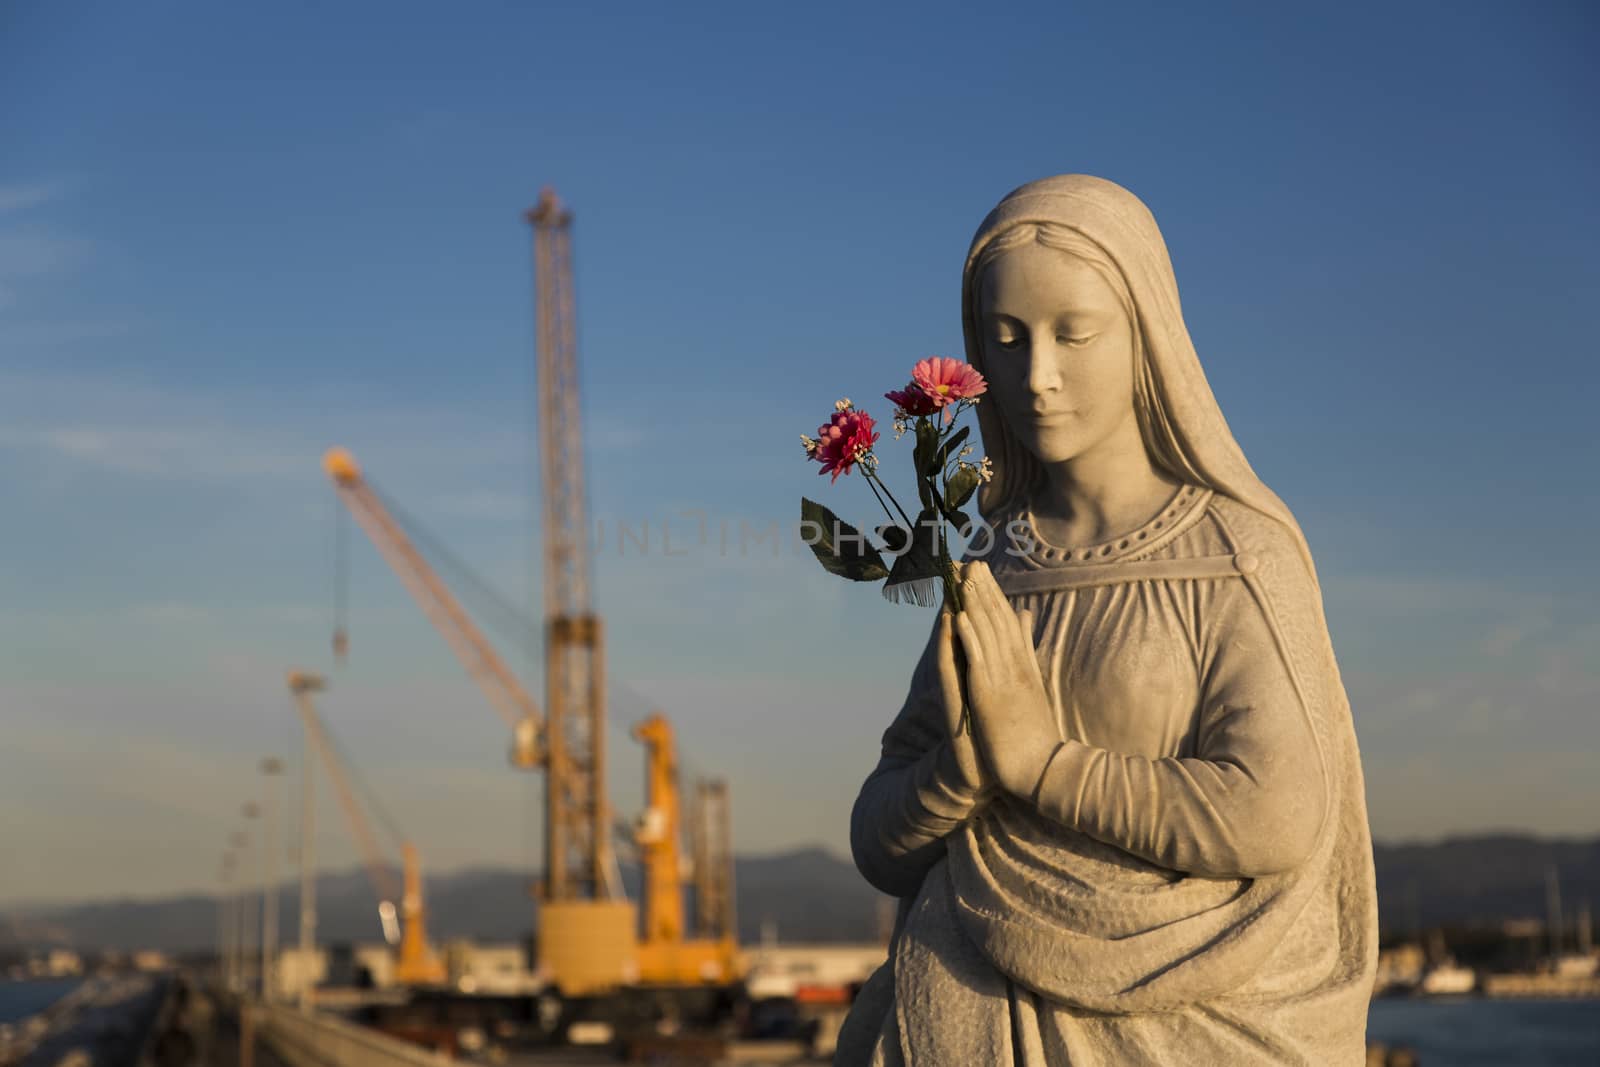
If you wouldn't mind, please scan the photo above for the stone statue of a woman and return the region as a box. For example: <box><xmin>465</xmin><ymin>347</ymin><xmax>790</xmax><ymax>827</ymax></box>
<box><xmin>836</xmin><ymin>175</ymin><xmax>1378</xmax><ymax>1065</ymax></box>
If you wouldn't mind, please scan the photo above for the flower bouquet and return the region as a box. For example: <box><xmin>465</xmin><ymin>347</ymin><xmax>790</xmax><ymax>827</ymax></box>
<box><xmin>799</xmin><ymin>357</ymin><xmax>992</xmax><ymax>612</ymax></box>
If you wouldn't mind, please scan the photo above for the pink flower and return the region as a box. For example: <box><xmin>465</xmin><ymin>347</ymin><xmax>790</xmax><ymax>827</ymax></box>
<box><xmin>884</xmin><ymin>384</ymin><xmax>941</xmax><ymax>419</ymax></box>
<box><xmin>811</xmin><ymin>407</ymin><xmax>879</xmax><ymax>482</ymax></box>
<box><xmin>913</xmin><ymin>357</ymin><xmax>987</xmax><ymax>406</ymax></box>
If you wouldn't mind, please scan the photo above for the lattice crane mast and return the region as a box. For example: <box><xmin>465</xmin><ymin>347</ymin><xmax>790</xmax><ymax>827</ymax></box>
<box><xmin>527</xmin><ymin>187</ymin><xmax>612</xmax><ymax>910</ymax></box>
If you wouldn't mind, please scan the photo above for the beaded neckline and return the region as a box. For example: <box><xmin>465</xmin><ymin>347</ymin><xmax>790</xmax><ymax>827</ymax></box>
<box><xmin>1017</xmin><ymin>483</ymin><xmax>1210</xmax><ymax>565</ymax></box>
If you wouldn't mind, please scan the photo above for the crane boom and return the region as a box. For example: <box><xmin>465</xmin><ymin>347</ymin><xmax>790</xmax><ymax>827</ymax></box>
<box><xmin>287</xmin><ymin>671</ymin><xmax>444</xmax><ymax>985</ymax></box>
<box><xmin>323</xmin><ymin>448</ymin><xmax>543</xmax><ymax>769</ymax></box>
<box><xmin>288</xmin><ymin>671</ymin><xmax>400</xmax><ymax>920</ymax></box>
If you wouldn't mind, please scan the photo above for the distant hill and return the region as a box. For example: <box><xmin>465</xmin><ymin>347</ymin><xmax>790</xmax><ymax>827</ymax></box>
<box><xmin>0</xmin><ymin>847</ymin><xmax>886</xmax><ymax>954</ymax></box>
<box><xmin>4</xmin><ymin>836</ymin><xmax>1596</xmax><ymax>953</ymax></box>
<box><xmin>1373</xmin><ymin>834</ymin><xmax>1600</xmax><ymax>932</ymax></box>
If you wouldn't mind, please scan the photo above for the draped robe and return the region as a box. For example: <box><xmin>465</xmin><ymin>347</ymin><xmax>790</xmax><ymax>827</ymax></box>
<box><xmin>837</xmin><ymin>484</ymin><xmax>1378</xmax><ymax>1066</ymax></box>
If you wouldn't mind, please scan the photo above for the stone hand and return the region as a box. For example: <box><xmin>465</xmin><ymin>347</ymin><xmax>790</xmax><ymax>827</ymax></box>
<box><xmin>934</xmin><ymin>609</ymin><xmax>996</xmax><ymax>800</ymax></box>
<box><xmin>951</xmin><ymin>560</ymin><xmax>1061</xmax><ymax>799</ymax></box>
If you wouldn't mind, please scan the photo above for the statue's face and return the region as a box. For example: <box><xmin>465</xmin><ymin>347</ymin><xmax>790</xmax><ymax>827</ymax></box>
<box><xmin>977</xmin><ymin>241</ymin><xmax>1137</xmax><ymax>466</ymax></box>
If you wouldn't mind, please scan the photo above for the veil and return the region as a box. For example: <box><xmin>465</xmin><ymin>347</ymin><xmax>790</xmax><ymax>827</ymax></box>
<box><xmin>960</xmin><ymin>174</ymin><xmax>1322</xmax><ymax>592</ymax></box>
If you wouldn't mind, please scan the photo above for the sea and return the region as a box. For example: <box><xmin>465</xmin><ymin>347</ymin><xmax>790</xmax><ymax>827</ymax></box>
<box><xmin>1367</xmin><ymin>997</ymin><xmax>1600</xmax><ymax>1066</ymax></box>
<box><xmin>0</xmin><ymin>978</ymin><xmax>80</xmax><ymax>1024</ymax></box>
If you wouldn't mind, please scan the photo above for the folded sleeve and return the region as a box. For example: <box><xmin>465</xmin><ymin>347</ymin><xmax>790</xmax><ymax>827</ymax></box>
<box><xmin>850</xmin><ymin>616</ymin><xmax>989</xmax><ymax>897</ymax></box>
<box><xmin>1029</xmin><ymin>577</ymin><xmax>1329</xmax><ymax>878</ymax></box>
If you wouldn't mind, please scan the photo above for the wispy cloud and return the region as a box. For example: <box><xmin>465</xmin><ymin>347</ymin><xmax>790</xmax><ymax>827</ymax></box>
<box><xmin>0</xmin><ymin>424</ymin><xmax>309</xmax><ymax>479</ymax></box>
<box><xmin>127</xmin><ymin>601</ymin><xmax>216</xmax><ymax>625</ymax></box>
<box><xmin>0</xmin><ymin>320</ymin><xmax>136</xmax><ymax>347</ymax></box>
<box><xmin>0</xmin><ymin>231</ymin><xmax>92</xmax><ymax>277</ymax></box>
<box><xmin>0</xmin><ymin>178</ymin><xmax>88</xmax><ymax>310</ymax></box>
<box><xmin>430</xmin><ymin>489</ymin><xmax>527</xmax><ymax>521</ymax></box>
<box><xmin>0</xmin><ymin>371</ymin><xmax>535</xmax><ymax>487</ymax></box>
<box><xmin>587</xmin><ymin>414</ymin><xmax>648</xmax><ymax>453</ymax></box>
<box><xmin>0</xmin><ymin>179</ymin><xmax>72</xmax><ymax>216</ymax></box>
<box><xmin>0</xmin><ymin>231</ymin><xmax>94</xmax><ymax>309</ymax></box>
<box><xmin>389</xmin><ymin>108</ymin><xmax>459</xmax><ymax>147</ymax></box>
<box><xmin>1478</xmin><ymin>611</ymin><xmax>1552</xmax><ymax>658</ymax></box>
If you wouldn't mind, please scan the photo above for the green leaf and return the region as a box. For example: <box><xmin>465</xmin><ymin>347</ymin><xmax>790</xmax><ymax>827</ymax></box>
<box><xmin>946</xmin><ymin>466</ymin><xmax>981</xmax><ymax>510</ymax></box>
<box><xmin>883</xmin><ymin>508</ymin><xmax>944</xmax><ymax>606</ymax></box>
<box><xmin>931</xmin><ymin>491</ymin><xmax>971</xmax><ymax>543</ymax></box>
<box><xmin>801</xmin><ymin>498</ymin><xmax>890</xmax><ymax>581</ymax></box>
<box><xmin>932</xmin><ymin>426</ymin><xmax>971</xmax><ymax>474</ymax></box>
<box><xmin>875</xmin><ymin>523</ymin><xmax>911</xmax><ymax>555</ymax></box>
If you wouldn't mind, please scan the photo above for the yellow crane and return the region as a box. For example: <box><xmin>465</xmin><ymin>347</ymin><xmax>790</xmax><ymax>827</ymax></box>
<box><xmin>633</xmin><ymin>714</ymin><xmax>738</xmax><ymax>984</ymax></box>
<box><xmin>288</xmin><ymin>670</ymin><xmax>446</xmax><ymax>987</ymax></box>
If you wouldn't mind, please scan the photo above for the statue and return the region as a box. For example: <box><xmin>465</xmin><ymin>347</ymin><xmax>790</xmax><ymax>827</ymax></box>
<box><xmin>835</xmin><ymin>176</ymin><xmax>1379</xmax><ymax>1065</ymax></box>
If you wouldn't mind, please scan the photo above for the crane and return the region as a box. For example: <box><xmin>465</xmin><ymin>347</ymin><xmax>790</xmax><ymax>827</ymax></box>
<box><xmin>320</xmin><ymin>188</ymin><xmax>738</xmax><ymax>998</ymax></box>
<box><xmin>633</xmin><ymin>715</ymin><xmax>739</xmax><ymax>983</ymax></box>
<box><xmin>523</xmin><ymin>187</ymin><xmax>738</xmax><ymax>990</ymax></box>
<box><xmin>287</xmin><ymin>670</ymin><xmax>446</xmax><ymax>987</ymax></box>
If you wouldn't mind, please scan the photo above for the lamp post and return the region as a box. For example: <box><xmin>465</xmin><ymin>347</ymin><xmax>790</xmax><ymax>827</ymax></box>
<box><xmin>231</xmin><ymin>828</ymin><xmax>252</xmax><ymax>994</ymax></box>
<box><xmin>289</xmin><ymin>671</ymin><xmax>326</xmax><ymax>1013</ymax></box>
<box><xmin>260</xmin><ymin>758</ymin><xmax>284</xmax><ymax>1002</ymax></box>
<box><xmin>219</xmin><ymin>851</ymin><xmax>236</xmax><ymax>990</ymax></box>
<box><xmin>241</xmin><ymin>804</ymin><xmax>261</xmax><ymax>997</ymax></box>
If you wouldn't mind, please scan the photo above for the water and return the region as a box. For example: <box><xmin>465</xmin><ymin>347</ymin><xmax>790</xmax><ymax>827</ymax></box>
<box><xmin>1368</xmin><ymin>998</ymin><xmax>1600</xmax><ymax>1066</ymax></box>
<box><xmin>0</xmin><ymin>978</ymin><xmax>81</xmax><ymax>1023</ymax></box>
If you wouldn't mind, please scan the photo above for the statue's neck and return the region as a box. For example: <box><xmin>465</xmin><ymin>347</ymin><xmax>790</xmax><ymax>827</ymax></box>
<box><xmin>1031</xmin><ymin>425</ymin><xmax>1181</xmax><ymax>549</ymax></box>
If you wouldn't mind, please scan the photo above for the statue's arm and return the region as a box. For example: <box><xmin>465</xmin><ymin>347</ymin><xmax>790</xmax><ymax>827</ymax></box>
<box><xmin>849</xmin><ymin>619</ymin><xmax>987</xmax><ymax>898</ymax></box>
<box><xmin>1028</xmin><ymin>578</ymin><xmax>1329</xmax><ymax>878</ymax></box>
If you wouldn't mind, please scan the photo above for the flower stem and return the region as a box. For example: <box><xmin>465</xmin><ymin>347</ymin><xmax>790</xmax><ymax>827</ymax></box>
<box><xmin>938</xmin><ymin>524</ymin><xmax>963</xmax><ymax>614</ymax></box>
<box><xmin>865</xmin><ymin>466</ymin><xmax>916</xmax><ymax>530</ymax></box>
<box><xmin>861</xmin><ymin>469</ymin><xmax>899</xmax><ymax>527</ymax></box>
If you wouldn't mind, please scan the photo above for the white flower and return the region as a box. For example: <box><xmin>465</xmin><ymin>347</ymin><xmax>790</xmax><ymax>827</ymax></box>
<box><xmin>800</xmin><ymin>434</ymin><xmax>819</xmax><ymax>456</ymax></box>
<box><xmin>834</xmin><ymin>397</ymin><xmax>852</xmax><ymax>412</ymax></box>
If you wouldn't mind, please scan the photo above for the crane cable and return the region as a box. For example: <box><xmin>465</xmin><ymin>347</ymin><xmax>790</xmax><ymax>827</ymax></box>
<box><xmin>319</xmin><ymin>709</ymin><xmax>408</xmax><ymax>854</ymax></box>
<box><xmin>344</xmin><ymin>476</ymin><xmax>663</xmax><ymax>763</ymax></box>
<box><xmin>327</xmin><ymin>474</ymin><xmax>726</xmax><ymax>866</ymax></box>
<box><xmin>371</xmin><ymin>482</ymin><xmax>541</xmax><ymax>661</ymax></box>
<box><xmin>332</xmin><ymin>494</ymin><xmax>349</xmax><ymax>666</ymax></box>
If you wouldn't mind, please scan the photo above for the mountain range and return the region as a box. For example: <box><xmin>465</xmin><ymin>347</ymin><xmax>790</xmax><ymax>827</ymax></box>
<box><xmin>4</xmin><ymin>836</ymin><xmax>1597</xmax><ymax>954</ymax></box>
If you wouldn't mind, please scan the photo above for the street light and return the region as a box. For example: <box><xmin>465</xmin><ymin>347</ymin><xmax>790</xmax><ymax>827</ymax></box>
<box><xmin>289</xmin><ymin>671</ymin><xmax>327</xmax><ymax>1013</ymax></box>
<box><xmin>260</xmin><ymin>757</ymin><xmax>285</xmax><ymax>1003</ymax></box>
<box><xmin>219</xmin><ymin>851</ymin><xmax>237</xmax><ymax>990</ymax></box>
<box><xmin>231</xmin><ymin>827</ymin><xmax>252</xmax><ymax>995</ymax></box>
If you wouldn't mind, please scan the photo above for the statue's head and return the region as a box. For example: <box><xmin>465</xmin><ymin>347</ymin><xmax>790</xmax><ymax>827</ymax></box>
<box><xmin>961</xmin><ymin>175</ymin><xmax>1318</xmax><ymax>583</ymax></box>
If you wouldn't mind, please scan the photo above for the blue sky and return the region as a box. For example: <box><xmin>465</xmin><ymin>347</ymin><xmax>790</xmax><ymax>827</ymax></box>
<box><xmin>2</xmin><ymin>0</ymin><xmax>1597</xmax><ymax>905</ymax></box>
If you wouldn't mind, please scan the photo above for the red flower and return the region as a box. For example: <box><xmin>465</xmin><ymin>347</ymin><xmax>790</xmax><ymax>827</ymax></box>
<box><xmin>811</xmin><ymin>407</ymin><xmax>879</xmax><ymax>482</ymax></box>
<box><xmin>912</xmin><ymin>357</ymin><xmax>987</xmax><ymax>409</ymax></box>
<box><xmin>884</xmin><ymin>384</ymin><xmax>940</xmax><ymax>418</ymax></box>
